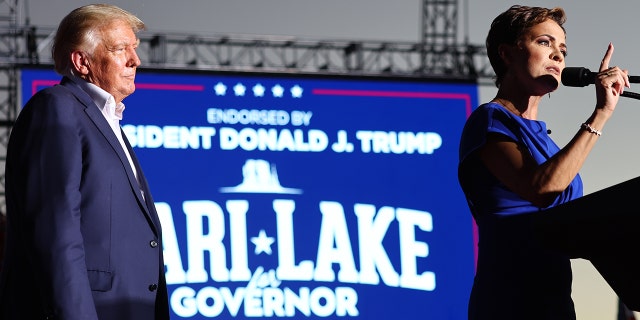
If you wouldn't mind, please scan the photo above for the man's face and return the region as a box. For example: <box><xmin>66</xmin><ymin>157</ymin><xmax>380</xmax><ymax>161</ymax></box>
<box><xmin>86</xmin><ymin>19</ymin><xmax>141</xmax><ymax>103</ymax></box>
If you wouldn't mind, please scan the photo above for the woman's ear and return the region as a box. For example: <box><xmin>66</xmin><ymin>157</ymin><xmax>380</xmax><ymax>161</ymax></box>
<box><xmin>71</xmin><ymin>51</ymin><xmax>90</xmax><ymax>75</ymax></box>
<box><xmin>497</xmin><ymin>44</ymin><xmax>511</xmax><ymax>66</ymax></box>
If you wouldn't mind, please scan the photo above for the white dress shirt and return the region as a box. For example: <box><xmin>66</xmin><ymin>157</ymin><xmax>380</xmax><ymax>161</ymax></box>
<box><xmin>69</xmin><ymin>76</ymin><xmax>141</xmax><ymax>188</ymax></box>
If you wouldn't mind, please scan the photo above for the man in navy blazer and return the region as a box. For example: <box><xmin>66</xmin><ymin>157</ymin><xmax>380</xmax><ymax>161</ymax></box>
<box><xmin>0</xmin><ymin>4</ymin><xmax>169</xmax><ymax>320</ymax></box>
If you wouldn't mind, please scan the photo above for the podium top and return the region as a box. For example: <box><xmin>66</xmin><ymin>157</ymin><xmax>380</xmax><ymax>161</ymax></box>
<box><xmin>522</xmin><ymin>176</ymin><xmax>640</xmax><ymax>310</ymax></box>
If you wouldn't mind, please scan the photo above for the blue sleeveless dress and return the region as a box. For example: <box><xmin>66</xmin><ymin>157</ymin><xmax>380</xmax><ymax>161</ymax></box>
<box><xmin>458</xmin><ymin>102</ymin><xmax>582</xmax><ymax>320</ymax></box>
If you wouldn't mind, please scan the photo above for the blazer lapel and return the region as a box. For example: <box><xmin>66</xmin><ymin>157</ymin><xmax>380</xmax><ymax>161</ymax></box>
<box><xmin>60</xmin><ymin>78</ymin><xmax>159</xmax><ymax>234</ymax></box>
<box><xmin>121</xmin><ymin>131</ymin><xmax>163</xmax><ymax>235</ymax></box>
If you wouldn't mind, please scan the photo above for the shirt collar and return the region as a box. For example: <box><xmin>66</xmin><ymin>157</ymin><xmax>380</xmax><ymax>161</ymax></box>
<box><xmin>69</xmin><ymin>75</ymin><xmax>125</xmax><ymax>121</ymax></box>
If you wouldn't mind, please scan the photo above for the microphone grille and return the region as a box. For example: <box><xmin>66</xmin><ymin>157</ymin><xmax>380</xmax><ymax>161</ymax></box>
<box><xmin>561</xmin><ymin>67</ymin><xmax>592</xmax><ymax>87</ymax></box>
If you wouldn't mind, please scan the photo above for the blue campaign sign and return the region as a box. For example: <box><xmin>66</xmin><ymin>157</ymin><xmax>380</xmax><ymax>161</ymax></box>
<box><xmin>21</xmin><ymin>68</ymin><xmax>477</xmax><ymax>319</ymax></box>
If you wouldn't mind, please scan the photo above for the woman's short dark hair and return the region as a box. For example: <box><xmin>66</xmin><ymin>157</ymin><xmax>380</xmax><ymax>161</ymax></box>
<box><xmin>486</xmin><ymin>5</ymin><xmax>566</xmax><ymax>87</ymax></box>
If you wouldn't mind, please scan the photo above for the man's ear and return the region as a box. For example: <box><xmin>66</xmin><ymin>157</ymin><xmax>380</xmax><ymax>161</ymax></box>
<box><xmin>71</xmin><ymin>51</ymin><xmax>90</xmax><ymax>75</ymax></box>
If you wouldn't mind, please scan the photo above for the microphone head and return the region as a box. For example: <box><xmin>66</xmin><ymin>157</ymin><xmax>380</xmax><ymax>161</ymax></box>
<box><xmin>562</xmin><ymin>67</ymin><xmax>593</xmax><ymax>87</ymax></box>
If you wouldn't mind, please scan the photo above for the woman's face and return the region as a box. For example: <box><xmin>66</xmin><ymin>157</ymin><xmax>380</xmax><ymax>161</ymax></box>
<box><xmin>507</xmin><ymin>19</ymin><xmax>567</xmax><ymax>94</ymax></box>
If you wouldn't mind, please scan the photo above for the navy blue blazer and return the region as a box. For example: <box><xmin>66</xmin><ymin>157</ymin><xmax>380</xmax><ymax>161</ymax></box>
<box><xmin>0</xmin><ymin>77</ymin><xmax>170</xmax><ymax>320</ymax></box>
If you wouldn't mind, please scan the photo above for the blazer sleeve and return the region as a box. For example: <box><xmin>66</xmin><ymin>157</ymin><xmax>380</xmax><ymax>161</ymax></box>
<box><xmin>12</xmin><ymin>88</ymin><xmax>100</xmax><ymax>319</ymax></box>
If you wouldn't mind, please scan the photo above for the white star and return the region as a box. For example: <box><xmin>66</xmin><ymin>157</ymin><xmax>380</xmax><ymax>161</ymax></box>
<box><xmin>233</xmin><ymin>83</ymin><xmax>246</xmax><ymax>96</ymax></box>
<box><xmin>253</xmin><ymin>83</ymin><xmax>265</xmax><ymax>97</ymax></box>
<box><xmin>271</xmin><ymin>84</ymin><xmax>284</xmax><ymax>98</ymax></box>
<box><xmin>251</xmin><ymin>230</ymin><xmax>275</xmax><ymax>255</ymax></box>
<box><xmin>290</xmin><ymin>85</ymin><xmax>303</xmax><ymax>98</ymax></box>
<box><xmin>214</xmin><ymin>82</ymin><xmax>227</xmax><ymax>96</ymax></box>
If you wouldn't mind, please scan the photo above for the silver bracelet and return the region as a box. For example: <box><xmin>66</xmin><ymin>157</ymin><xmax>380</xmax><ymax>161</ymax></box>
<box><xmin>581</xmin><ymin>123</ymin><xmax>602</xmax><ymax>136</ymax></box>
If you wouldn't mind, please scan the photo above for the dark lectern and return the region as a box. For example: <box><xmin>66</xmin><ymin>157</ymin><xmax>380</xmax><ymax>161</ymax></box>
<box><xmin>522</xmin><ymin>176</ymin><xmax>640</xmax><ymax>310</ymax></box>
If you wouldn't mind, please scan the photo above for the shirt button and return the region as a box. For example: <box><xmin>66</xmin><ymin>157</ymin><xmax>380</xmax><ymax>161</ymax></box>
<box><xmin>149</xmin><ymin>284</ymin><xmax>158</xmax><ymax>291</ymax></box>
<box><xmin>150</xmin><ymin>240</ymin><xmax>158</xmax><ymax>248</ymax></box>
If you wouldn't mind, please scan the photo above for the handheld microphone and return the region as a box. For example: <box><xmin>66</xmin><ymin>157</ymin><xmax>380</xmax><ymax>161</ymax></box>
<box><xmin>562</xmin><ymin>67</ymin><xmax>640</xmax><ymax>87</ymax></box>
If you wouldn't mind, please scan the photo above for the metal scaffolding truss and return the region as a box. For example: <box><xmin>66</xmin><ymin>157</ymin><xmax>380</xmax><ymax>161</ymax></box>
<box><xmin>3</xmin><ymin>1</ymin><xmax>495</xmax><ymax>77</ymax></box>
<box><xmin>140</xmin><ymin>32</ymin><xmax>492</xmax><ymax>79</ymax></box>
<box><xmin>11</xmin><ymin>28</ymin><xmax>492</xmax><ymax>79</ymax></box>
<box><xmin>0</xmin><ymin>0</ymin><xmax>495</xmax><ymax>215</ymax></box>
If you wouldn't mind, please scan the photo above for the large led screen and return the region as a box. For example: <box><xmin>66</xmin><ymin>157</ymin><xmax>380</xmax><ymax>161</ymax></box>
<box><xmin>21</xmin><ymin>67</ymin><xmax>477</xmax><ymax>319</ymax></box>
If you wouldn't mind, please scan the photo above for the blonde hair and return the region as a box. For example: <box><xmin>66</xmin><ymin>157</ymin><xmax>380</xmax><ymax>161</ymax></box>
<box><xmin>52</xmin><ymin>4</ymin><xmax>146</xmax><ymax>75</ymax></box>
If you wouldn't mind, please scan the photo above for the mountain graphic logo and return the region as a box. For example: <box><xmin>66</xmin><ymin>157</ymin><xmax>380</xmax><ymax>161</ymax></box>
<box><xmin>219</xmin><ymin>159</ymin><xmax>302</xmax><ymax>194</ymax></box>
